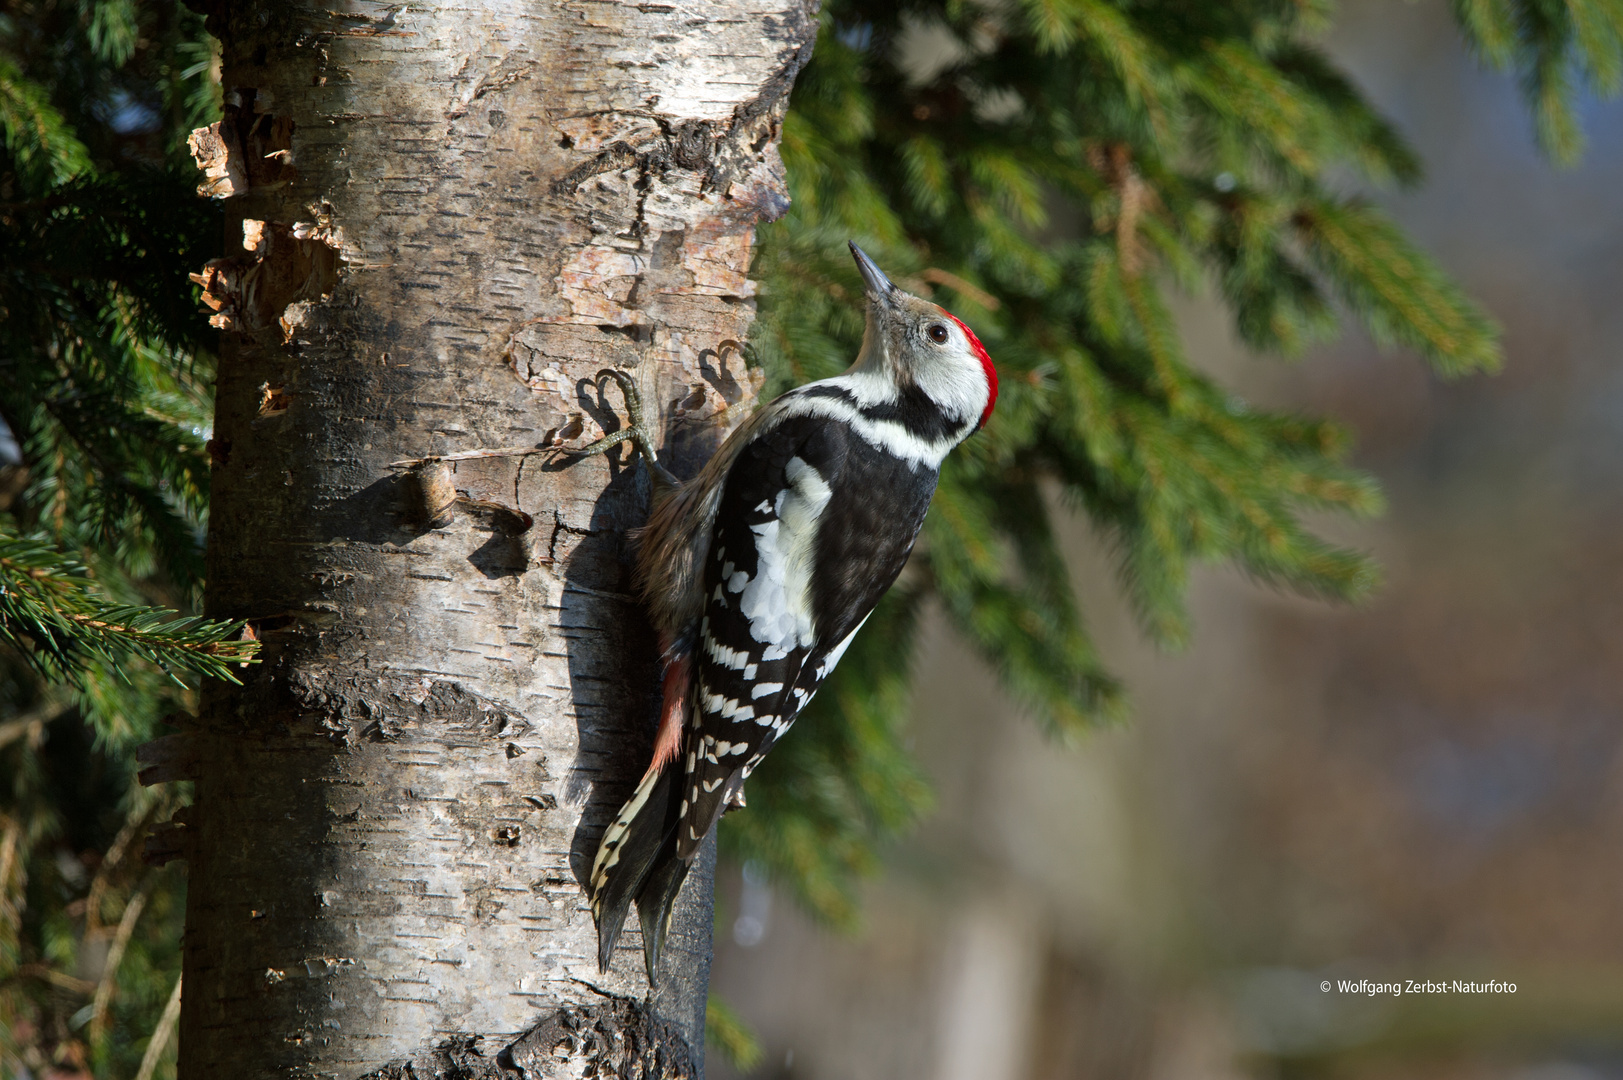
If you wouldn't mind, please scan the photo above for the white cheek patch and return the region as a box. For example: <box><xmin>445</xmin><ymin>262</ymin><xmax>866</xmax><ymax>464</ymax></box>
<box><xmin>912</xmin><ymin>342</ymin><xmax>987</xmax><ymax>426</ymax></box>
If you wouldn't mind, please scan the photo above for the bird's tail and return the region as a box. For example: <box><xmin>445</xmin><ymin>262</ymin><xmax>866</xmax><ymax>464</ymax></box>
<box><xmin>588</xmin><ymin>761</ymin><xmax>692</xmax><ymax>981</ymax></box>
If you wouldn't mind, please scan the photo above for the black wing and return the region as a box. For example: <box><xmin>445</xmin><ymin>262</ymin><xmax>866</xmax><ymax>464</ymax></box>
<box><xmin>673</xmin><ymin>415</ymin><xmax>938</xmax><ymax>859</ymax></box>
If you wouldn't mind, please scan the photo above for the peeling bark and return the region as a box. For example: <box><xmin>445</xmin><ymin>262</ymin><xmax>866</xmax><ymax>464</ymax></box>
<box><xmin>190</xmin><ymin>217</ymin><xmax>341</xmax><ymax>333</ymax></box>
<box><xmin>169</xmin><ymin>3</ymin><xmax>816</xmax><ymax>1077</ymax></box>
<box><xmin>187</xmin><ymin>89</ymin><xmax>298</xmax><ymax>199</ymax></box>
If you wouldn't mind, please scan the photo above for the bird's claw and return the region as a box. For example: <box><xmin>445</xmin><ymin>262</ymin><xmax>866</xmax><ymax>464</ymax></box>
<box><xmin>561</xmin><ymin>368</ymin><xmax>679</xmax><ymax>491</ymax></box>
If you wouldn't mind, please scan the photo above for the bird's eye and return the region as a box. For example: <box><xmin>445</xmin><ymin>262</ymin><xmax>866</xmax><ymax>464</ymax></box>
<box><xmin>927</xmin><ymin>324</ymin><xmax>950</xmax><ymax>344</ymax></box>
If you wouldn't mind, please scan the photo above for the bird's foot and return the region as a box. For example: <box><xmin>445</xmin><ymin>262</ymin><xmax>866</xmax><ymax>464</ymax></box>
<box><xmin>560</xmin><ymin>369</ymin><xmax>679</xmax><ymax>491</ymax></box>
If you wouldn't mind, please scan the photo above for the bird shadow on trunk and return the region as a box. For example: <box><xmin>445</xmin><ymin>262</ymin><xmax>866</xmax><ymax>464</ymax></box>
<box><xmin>548</xmin><ymin>372</ymin><xmax>719</xmax><ymax>1038</ymax></box>
<box><xmin>544</xmin><ymin>371</ymin><xmax>666</xmax><ymax>891</ymax></box>
<box><xmin>552</xmin><ymin>364</ymin><xmax>736</xmax><ymax>891</ymax></box>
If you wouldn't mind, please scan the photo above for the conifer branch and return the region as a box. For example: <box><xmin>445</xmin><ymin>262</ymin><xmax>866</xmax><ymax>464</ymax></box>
<box><xmin>0</xmin><ymin>529</ymin><xmax>258</xmax><ymax>685</ymax></box>
<box><xmin>0</xmin><ymin>56</ymin><xmax>92</xmax><ymax>184</ymax></box>
<box><xmin>725</xmin><ymin>0</ymin><xmax>1618</xmax><ymax>912</ymax></box>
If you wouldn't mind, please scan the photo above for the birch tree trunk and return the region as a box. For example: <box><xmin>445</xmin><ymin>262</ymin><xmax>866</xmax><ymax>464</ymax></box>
<box><xmin>158</xmin><ymin>3</ymin><xmax>815</xmax><ymax>1076</ymax></box>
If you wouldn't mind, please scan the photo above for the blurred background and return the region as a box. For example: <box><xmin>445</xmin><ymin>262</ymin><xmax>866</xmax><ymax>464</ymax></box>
<box><xmin>711</xmin><ymin>2</ymin><xmax>1623</xmax><ymax>1077</ymax></box>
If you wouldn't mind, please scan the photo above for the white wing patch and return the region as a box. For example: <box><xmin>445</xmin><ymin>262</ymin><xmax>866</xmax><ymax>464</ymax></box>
<box><xmin>736</xmin><ymin>456</ymin><xmax>832</xmax><ymax>658</ymax></box>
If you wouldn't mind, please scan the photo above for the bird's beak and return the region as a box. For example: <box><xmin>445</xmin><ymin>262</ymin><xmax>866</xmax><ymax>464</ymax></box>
<box><xmin>849</xmin><ymin>242</ymin><xmax>896</xmax><ymax>303</ymax></box>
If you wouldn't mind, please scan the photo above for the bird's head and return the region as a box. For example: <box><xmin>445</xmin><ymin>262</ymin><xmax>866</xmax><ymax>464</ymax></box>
<box><xmin>848</xmin><ymin>242</ymin><xmax>999</xmax><ymax>432</ymax></box>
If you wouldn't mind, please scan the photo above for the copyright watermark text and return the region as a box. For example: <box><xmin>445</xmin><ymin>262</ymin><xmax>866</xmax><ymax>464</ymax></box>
<box><xmin>1320</xmin><ymin>979</ymin><xmax>1516</xmax><ymax>995</ymax></box>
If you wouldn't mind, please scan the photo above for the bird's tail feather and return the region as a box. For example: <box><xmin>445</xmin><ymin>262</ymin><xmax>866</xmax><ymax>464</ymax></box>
<box><xmin>634</xmin><ymin>848</ymin><xmax>692</xmax><ymax>983</ymax></box>
<box><xmin>589</xmin><ymin>761</ymin><xmax>690</xmax><ymax>977</ymax></box>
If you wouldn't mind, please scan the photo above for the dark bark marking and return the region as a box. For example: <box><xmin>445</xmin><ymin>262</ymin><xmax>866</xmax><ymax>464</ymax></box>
<box><xmin>289</xmin><ymin>672</ymin><xmax>533</xmax><ymax>748</ymax></box>
<box><xmin>506</xmin><ymin>1001</ymin><xmax>699</xmax><ymax>1080</ymax></box>
<box><xmin>354</xmin><ymin>1000</ymin><xmax>696</xmax><ymax>1080</ymax></box>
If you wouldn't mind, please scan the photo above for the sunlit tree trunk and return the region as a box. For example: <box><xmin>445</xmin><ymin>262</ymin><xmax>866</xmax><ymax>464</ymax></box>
<box><xmin>161</xmin><ymin>2</ymin><xmax>815</xmax><ymax>1075</ymax></box>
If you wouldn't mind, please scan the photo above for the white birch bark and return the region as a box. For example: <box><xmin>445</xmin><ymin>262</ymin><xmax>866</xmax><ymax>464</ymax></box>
<box><xmin>161</xmin><ymin>2</ymin><xmax>817</xmax><ymax>1076</ymax></box>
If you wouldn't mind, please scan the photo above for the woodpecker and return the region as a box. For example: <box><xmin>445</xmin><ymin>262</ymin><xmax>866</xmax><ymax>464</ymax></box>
<box><xmin>585</xmin><ymin>242</ymin><xmax>998</xmax><ymax>980</ymax></box>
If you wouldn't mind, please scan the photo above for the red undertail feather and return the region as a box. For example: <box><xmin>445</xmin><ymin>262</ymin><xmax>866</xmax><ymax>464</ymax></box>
<box><xmin>646</xmin><ymin>651</ymin><xmax>690</xmax><ymax>779</ymax></box>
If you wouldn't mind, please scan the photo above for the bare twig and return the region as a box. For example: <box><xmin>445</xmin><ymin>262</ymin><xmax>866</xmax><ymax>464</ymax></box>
<box><xmin>920</xmin><ymin>268</ymin><xmax>1002</xmax><ymax>311</ymax></box>
<box><xmin>85</xmin><ymin>800</ymin><xmax>157</xmax><ymax>935</ymax></box>
<box><xmin>0</xmin><ymin>817</ymin><xmax>19</xmax><ymax>933</ymax></box>
<box><xmin>89</xmin><ymin>885</ymin><xmax>149</xmax><ymax>1041</ymax></box>
<box><xmin>8</xmin><ymin>963</ymin><xmax>96</xmax><ymax>993</ymax></box>
<box><xmin>389</xmin><ymin>445</ymin><xmax>560</xmax><ymax>469</ymax></box>
<box><xmin>134</xmin><ymin>974</ymin><xmax>183</xmax><ymax>1080</ymax></box>
<box><xmin>0</xmin><ymin>697</ymin><xmax>71</xmax><ymax>752</ymax></box>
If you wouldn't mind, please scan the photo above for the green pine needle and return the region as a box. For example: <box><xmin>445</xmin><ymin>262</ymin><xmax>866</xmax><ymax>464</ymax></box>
<box><xmin>0</xmin><ymin>529</ymin><xmax>258</xmax><ymax>686</ymax></box>
<box><xmin>725</xmin><ymin>0</ymin><xmax>1619</xmax><ymax>916</ymax></box>
<box><xmin>0</xmin><ymin>56</ymin><xmax>92</xmax><ymax>185</ymax></box>
<box><xmin>1296</xmin><ymin>198</ymin><xmax>1503</xmax><ymax>375</ymax></box>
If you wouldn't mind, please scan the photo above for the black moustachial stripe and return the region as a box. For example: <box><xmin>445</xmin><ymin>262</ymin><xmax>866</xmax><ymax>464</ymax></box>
<box><xmin>795</xmin><ymin>380</ymin><xmax>964</xmax><ymax>443</ymax></box>
<box><xmin>796</xmin><ymin>384</ymin><xmax>859</xmax><ymax>407</ymax></box>
<box><xmin>857</xmin><ymin>379</ymin><xmax>963</xmax><ymax>442</ymax></box>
